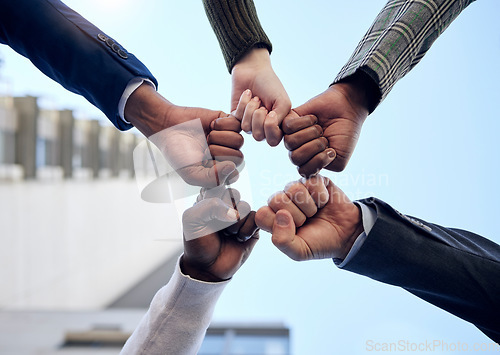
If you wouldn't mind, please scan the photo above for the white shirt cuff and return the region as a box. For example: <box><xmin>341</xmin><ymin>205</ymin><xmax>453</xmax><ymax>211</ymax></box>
<box><xmin>335</xmin><ymin>201</ymin><xmax>377</xmax><ymax>268</ymax></box>
<box><xmin>118</xmin><ymin>77</ymin><xmax>156</xmax><ymax>124</ymax></box>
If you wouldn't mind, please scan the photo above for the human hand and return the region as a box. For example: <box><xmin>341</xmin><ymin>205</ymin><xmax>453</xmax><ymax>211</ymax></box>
<box><xmin>255</xmin><ymin>175</ymin><xmax>363</xmax><ymax>261</ymax></box>
<box><xmin>231</xmin><ymin>47</ymin><xmax>291</xmax><ymax>146</ymax></box>
<box><xmin>126</xmin><ymin>83</ymin><xmax>244</xmax><ymax>187</ymax></box>
<box><xmin>181</xmin><ymin>185</ymin><xmax>259</xmax><ymax>282</ymax></box>
<box><xmin>283</xmin><ymin>75</ymin><xmax>373</xmax><ymax>177</ymax></box>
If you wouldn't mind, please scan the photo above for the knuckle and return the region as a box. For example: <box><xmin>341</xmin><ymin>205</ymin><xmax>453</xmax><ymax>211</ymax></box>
<box><xmin>283</xmin><ymin>135</ymin><xmax>296</xmax><ymax>150</ymax></box>
<box><xmin>285</xmin><ymin>183</ymin><xmax>303</xmax><ymax>197</ymax></box>
<box><xmin>288</xmin><ymin>151</ymin><xmax>302</xmax><ymax>165</ymax></box>
<box><xmin>318</xmin><ymin>137</ymin><xmax>328</xmax><ymax>150</ymax></box>
<box><xmin>282</xmin><ymin>117</ymin><xmax>296</xmax><ymax>134</ymax></box>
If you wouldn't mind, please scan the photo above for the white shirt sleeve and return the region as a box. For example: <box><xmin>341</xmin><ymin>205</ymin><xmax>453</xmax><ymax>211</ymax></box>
<box><xmin>334</xmin><ymin>201</ymin><xmax>377</xmax><ymax>268</ymax></box>
<box><xmin>120</xmin><ymin>256</ymin><xmax>229</xmax><ymax>355</ymax></box>
<box><xmin>118</xmin><ymin>78</ymin><xmax>157</xmax><ymax>124</ymax></box>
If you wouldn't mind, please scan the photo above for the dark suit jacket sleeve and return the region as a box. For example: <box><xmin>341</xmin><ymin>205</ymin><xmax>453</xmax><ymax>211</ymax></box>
<box><xmin>343</xmin><ymin>197</ymin><xmax>500</xmax><ymax>343</ymax></box>
<box><xmin>0</xmin><ymin>0</ymin><xmax>158</xmax><ymax>131</ymax></box>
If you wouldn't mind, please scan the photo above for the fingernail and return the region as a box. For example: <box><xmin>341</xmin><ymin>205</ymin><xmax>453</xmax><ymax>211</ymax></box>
<box><xmin>244</xmin><ymin>89</ymin><xmax>251</xmax><ymax>96</ymax></box>
<box><xmin>276</xmin><ymin>212</ymin><xmax>289</xmax><ymax>226</ymax></box>
<box><xmin>252</xmin><ymin>96</ymin><xmax>260</xmax><ymax>102</ymax></box>
<box><xmin>327</xmin><ymin>149</ymin><xmax>336</xmax><ymax>160</ymax></box>
<box><xmin>268</xmin><ymin>111</ymin><xmax>277</xmax><ymax>119</ymax></box>
<box><xmin>227</xmin><ymin>208</ymin><xmax>239</xmax><ymax>220</ymax></box>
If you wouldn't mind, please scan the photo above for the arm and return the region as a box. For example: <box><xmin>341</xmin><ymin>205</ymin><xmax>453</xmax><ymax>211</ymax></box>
<box><xmin>256</xmin><ymin>176</ymin><xmax>500</xmax><ymax>342</ymax></box>
<box><xmin>203</xmin><ymin>0</ymin><xmax>291</xmax><ymax>146</ymax></box>
<box><xmin>122</xmin><ymin>186</ymin><xmax>259</xmax><ymax>354</ymax></box>
<box><xmin>334</xmin><ymin>0</ymin><xmax>476</xmax><ymax>107</ymax></box>
<box><xmin>283</xmin><ymin>0</ymin><xmax>476</xmax><ymax>176</ymax></box>
<box><xmin>344</xmin><ymin>197</ymin><xmax>500</xmax><ymax>343</ymax></box>
<box><xmin>0</xmin><ymin>0</ymin><xmax>157</xmax><ymax>131</ymax></box>
<box><xmin>0</xmin><ymin>0</ymin><xmax>244</xmax><ymax>189</ymax></box>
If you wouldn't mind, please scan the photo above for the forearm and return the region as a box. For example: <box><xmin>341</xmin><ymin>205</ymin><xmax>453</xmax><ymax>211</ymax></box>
<box><xmin>333</xmin><ymin>0</ymin><xmax>476</xmax><ymax>112</ymax></box>
<box><xmin>202</xmin><ymin>0</ymin><xmax>272</xmax><ymax>72</ymax></box>
<box><xmin>121</xmin><ymin>257</ymin><xmax>229</xmax><ymax>355</ymax></box>
<box><xmin>343</xmin><ymin>198</ymin><xmax>500</xmax><ymax>342</ymax></box>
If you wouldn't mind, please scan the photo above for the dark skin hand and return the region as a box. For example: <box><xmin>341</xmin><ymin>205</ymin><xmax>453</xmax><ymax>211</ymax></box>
<box><xmin>283</xmin><ymin>72</ymin><xmax>379</xmax><ymax>177</ymax></box>
<box><xmin>181</xmin><ymin>186</ymin><xmax>259</xmax><ymax>282</ymax></box>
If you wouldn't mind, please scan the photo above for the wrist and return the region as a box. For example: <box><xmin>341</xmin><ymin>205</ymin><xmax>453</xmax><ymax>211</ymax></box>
<box><xmin>232</xmin><ymin>47</ymin><xmax>271</xmax><ymax>74</ymax></box>
<box><xmin>334</xmin><ymin>71</ymin><xmax>380</xmax><ymax>114</ymax></box>
<box><xmin>334</xmin><ymin>204</ymin><xmax>364</xmax><ymax>260</ymax></box>
<box><xmin>124</xmin><ymin>83</ymin><xmax>174</xmax><ymax>137</ymax></box>
<box><xmin>180</xmin><ymin>255</ymin><xmax>227</xmax><ymax>283</ymax></box>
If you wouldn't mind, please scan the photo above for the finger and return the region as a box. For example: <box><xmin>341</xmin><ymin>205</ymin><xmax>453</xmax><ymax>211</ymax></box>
<box><xmin>282</xmin><ymin>114</ymin><xmax>317</xmax><ymax>135</ymax></box>
<box><xmin>207</xmin><ymin>131</ymin><xmax>244</xmax><ymax>149</ymax></box>
<box><xmin>241</xmin><ymin>96</ymin><xmax>261</xmax><ymax>133</ymax></box>
<box><xmin>283</xmin><ymin>181</ymin><xmax>317</xmax><ymax>218</ymax></box>
<box><xmin>210</xmin><ymin>115</ymin><xmax>242</xmax><ymax>132</ymax></box>
<box><xmin>252</xmin><ymin>107</ymin><xmax>268</xmax><ymax>141</ymax></box>
<box><xmin>203</xmin><ymin>159</ymin><xmax>240</xmax><ymax>184</ymax></box>
<box><xmin>270</xmin><ymin>94</ymin><xmax>292</xmax><ymax>124</ymax></box>
<box><xmin>297</xmin><ymin>149</ymin><xmax>336</xmax><ymax>178</ymax></box>
<box><xmin>284</xmin><ymin>124</ymin><xmax>323</xmax><ymax>151</ymax></box>
<box><xmin>181</xmin><ymin>160</ymin><xmax>236</xmax><ymax>187</ymax></box>
<box><xmin>223</xmin><ymin>200</ymin><xmax>251</xmax><ymax>235</ymax></box>
<box><xmin>233</xmin><ymin>89</ymin><xmax>252</xmax><ymax>120</ymax></box>
<box><xmin>200</xmin><ymin>183</ymin><xmax>228</xmax><ymax>200</ymax></box>
<box><xmin>237</xmin><ymin>211</ymin><xmax>259</xmax><ymax>242</ymax></box>
<box><xmin>267</xmin><ymin>191</ymin><xmax>307</xmax><ymax>227</ymax></box>
<box><xmin>288</xmin><ymin>137</ymin><xmax>329</xmax><ymax>167</ymax></box>
<box><xmin>221</xmin><ymin>188</ymin><xmax>241</xmax><ymax>209</ymax></box>
<box><xmin>271</xmin><ymin>209</ymin><xmax>309</xmax><ymax>261</ymax></box>
<box><xmin>263</xmin><ymin>111</ymin><xmax>283</xmax><ymax>147</ymax></box>
<box><xmin>300</xmin><ymin>175</ymin><xmax>329</xmax><ymax>209</ymax></box>
<box><xmin>182</xmin><ymin>198</ymin><xmax>239</xmax><ymax>241</ymax></box>
<box><xmin>207</xmin><ymin>146</ymin><xmax>244</xmax><ymax>166</ymax></box>
<box><xmin>255</xmin><ymin>206</ymin><xmax>276</xmax><ymax>233</ymax></box>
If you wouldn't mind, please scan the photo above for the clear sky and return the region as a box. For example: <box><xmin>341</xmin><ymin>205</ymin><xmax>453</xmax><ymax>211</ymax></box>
<box><xmin>1</xmin><ymin>0</ymin><xmax>499</xmax><ymax>354</ymax></box>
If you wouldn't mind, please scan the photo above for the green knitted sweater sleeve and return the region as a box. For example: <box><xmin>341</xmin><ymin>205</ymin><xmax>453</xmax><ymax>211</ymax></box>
<box><xmin>203</xmin><ymin>0</ymin><xmax>272</xmax><ymax>72</ymax></box>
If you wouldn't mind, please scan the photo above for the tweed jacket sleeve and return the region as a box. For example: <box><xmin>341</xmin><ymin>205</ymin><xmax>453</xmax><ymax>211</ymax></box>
<box><xmin>334</xmin><ymin>0</ymin><xmax>476</xmax><ymax>112</ymax></box>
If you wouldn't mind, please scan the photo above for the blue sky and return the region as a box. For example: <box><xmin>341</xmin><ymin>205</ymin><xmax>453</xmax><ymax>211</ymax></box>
<box><xmin>1</xmin><ymin>0</ymin><xmax>499</xmax><ymax>354</ymax></box>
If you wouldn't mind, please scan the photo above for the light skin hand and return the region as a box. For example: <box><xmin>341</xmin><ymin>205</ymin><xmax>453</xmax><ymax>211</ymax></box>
<box><xmin>181</xmin><ymin>186</ymin><xmax>259</xmax><ymax>282</ymax></box>
<box><xmin>282</xmin><ymin>73</ymin><xmax>375</xmax><ymax>177</ymax></box>
<box><xmin>231</xmin><ymin>47</ymin><xmax>291</xmax><ymax>146</ymax></box>
<box><xmin>255</xmin><ymin>175</ymin><xmax>363</xmax><ymax>261</ymax></box>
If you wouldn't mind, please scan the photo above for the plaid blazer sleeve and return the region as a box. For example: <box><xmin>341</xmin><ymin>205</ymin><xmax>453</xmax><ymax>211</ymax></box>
<box><xmin>334</xmin><ymin>0</ymin><xmax>476</xmax><ymax>112</ymax></box>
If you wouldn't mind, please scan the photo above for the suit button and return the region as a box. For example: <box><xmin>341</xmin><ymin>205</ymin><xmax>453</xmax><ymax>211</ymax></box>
<box><xmin>105</xmin><ymin>38</ymin><xmax>115</xmax><ymax>47</ymax></box>
<box><xmin>97</xmin><ymin>33</ymin><xmax>107</xmax><ymax>42</ymax></box>
<box><xmin>118</xmin><ymin>50</ymin><xmax>128</xmax><ymax>59</ymax></box>
<box><xmin>111</xmin><ymin>43</ymin><xmax>121</xmax><ymax>53</ymax></box>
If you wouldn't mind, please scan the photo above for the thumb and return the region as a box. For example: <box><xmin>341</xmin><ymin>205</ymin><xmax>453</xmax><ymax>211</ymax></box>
<box><xmin>264</xmin><ymin>97</ymin><xmax>292</xmax><ymax>147</ymax></box>
<box><xmin>183</xmin><ymin>198</ymin><xmax>239</xmax><ymax>241</ymax></box>
<box><xmin>271</xmin><ymin>210</ymin><xmax>304</xmax><ymax>261</ymax></box>
<box><xmin>208</xmin><ymin>160</ymin><xmax>238</xmax><ymax>186</ymax></box>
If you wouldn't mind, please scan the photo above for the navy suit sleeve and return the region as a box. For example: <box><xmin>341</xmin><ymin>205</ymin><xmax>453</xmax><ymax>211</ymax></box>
<box><xmin>0</xmin><ymin>0</ymin><xmax>158</xmax><ymax>130</ymax></box>
<box><xmin>344</xmin><ymin>198</ymin><xmax>500</xmax><ymax>342</ymax></box>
